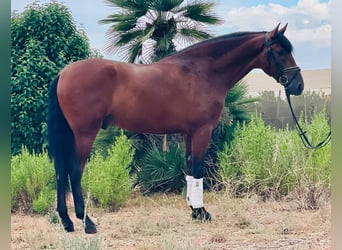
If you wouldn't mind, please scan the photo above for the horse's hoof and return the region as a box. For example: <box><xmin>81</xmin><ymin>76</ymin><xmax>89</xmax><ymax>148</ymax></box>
<box><xmin>84</xmin><ymin>216</ymin><xmax>97</xmax><ymax>234</ymax></box>
<box><xmin>191</xmin><ymin>207</ymin><xmax>212</xmax><ymax>222</ymax></box>
<box><xmin>85</xmin><ymin>225</ymin><xmax>97</xmax><ymax>234</ymax></box>
<box><xmin>63</xmin><ymin>222</ymin><xmax>75</xmax><ymax>232</ymax></box>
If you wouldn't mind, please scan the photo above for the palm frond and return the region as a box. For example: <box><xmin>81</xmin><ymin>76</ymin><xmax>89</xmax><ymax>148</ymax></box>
<box><xmin>182</xmin><ymin>2</ymin><xmax>222</xmax><ymax>25</ymax></box>
<box><xmin>224</xmin><ymin>80</ymin><xmax>260</xmax><ymax>123</ymax></box>
<box><xmin>179</xmin><ymin>28</ymin><xmax>212</xmax><ymax>40</ymax></box>
<box><xmin>104</xmin><ymin>19</ymin><xmax>138</xmax><ymax>33</ymax></box>
<box><xmin>104</xmin><ymin>0</ymin><xmax>149</xmax><ymax>15</ymax></box>
<box><xmin>128</xmin><ymin>41</ymin><xmax>143</xmax><ymax>63</ymax></box>
<box><xmin>151</xmin><ymin>0</ymin><xmax>184</xmax><ymax>12</ymax></box>
<box><xmin>225</xmin><ymin>80</ymin><xmax>260</xmax><ymax>106</ymax></box>
<box><xmin>114</xmin><ymin>29</ymin><xmax>145</xmax><ymax>46</ymax></box>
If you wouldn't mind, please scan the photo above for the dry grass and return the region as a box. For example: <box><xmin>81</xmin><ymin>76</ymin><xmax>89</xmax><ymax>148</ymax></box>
<box><xmin>11</xmin><ymin>191</ymin><xmax>331</xmax><ymax>249</ymax></box>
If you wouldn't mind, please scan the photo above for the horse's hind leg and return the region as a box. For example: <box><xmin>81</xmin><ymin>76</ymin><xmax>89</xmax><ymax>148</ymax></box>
<box><xmin>55</xmin><ymin>159</ymin><xmax>74</xmax><ymax>232</ymax></box>
<box><xmin>70</xmin><ymin>132</ymin><xmax>98</xmax><ymax>234</ymax></box>
<box><xmin>69</xmin><ymin>162</ymin><xmax>96</xmax><ymax>234</ymax></box>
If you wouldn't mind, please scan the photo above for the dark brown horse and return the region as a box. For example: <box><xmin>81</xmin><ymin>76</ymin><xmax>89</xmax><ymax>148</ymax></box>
<box><xmin>48</xmin><ymin>24</ymin><xmax>304</xmax><ymax>234</ymax></box>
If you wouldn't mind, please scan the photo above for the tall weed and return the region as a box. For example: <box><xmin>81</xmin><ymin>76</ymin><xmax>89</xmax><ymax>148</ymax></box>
<box><xmin>11</xmin><ymin>146</ymin><xmax>55</xmax><ymax>214</ymax></box>
<box><xmin>218</xmin><ymin>110</ymin><xmax>331</xmax><ymax>207</ymax></box>
<box><xmin>82</xmin><ymin>131</ymin><xmax>135</xmax><ymax>211</ymax></box>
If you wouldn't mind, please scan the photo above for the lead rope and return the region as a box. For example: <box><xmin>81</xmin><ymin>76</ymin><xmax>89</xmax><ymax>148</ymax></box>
<box><xmin>285</xmin><ymin>92</ymin><xmax>331</xmax><ymax>149</ymax></box>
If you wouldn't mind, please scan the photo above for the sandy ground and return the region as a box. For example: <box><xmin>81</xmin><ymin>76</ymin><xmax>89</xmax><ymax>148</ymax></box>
<box><xmin>11</xmin><ymin>192</ymin><xmax>331</xmax><ymax>250</ymax></box>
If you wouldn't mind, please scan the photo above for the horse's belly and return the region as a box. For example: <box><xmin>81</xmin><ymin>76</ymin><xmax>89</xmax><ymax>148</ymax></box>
<box><xmin>113</xmin><ymin>110</ymin><xmax>186</xmax><ymax>134</ymax></box>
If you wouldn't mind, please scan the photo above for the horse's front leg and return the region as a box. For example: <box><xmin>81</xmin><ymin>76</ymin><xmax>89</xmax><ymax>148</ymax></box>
<box><xmin>184</xmin><ymin>127</ymin><xmax>212</xmax><ymax>222</ymax></box>
<box><xmin>184</xmin><ymin>134</ymin><xmax>193</xmax><ymax>207</ymax></box>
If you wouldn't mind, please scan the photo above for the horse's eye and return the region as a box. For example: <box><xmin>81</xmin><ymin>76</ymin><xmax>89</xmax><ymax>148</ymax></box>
<box><xmin>277</xmin><ymin>50</ymin><xmax>287</xmax><ymax>56</ymax></box>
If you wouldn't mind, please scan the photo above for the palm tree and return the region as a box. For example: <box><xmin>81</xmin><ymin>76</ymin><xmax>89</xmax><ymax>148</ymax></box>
<box><xmin>100</xmin><ymin>0</ymin><xmax>222</xmax><ymax>63</ymax></box>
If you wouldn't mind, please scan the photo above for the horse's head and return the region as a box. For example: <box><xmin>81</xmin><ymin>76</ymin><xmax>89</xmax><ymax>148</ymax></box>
<box><xmin>263</xmin><ymin>23</ymin><xmax>304</xmax><ymax>96</ymax></box>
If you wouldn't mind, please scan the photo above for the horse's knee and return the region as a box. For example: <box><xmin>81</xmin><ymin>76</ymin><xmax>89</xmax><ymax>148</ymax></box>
<box><xmin>192</xmin><ymin>155</ymin><xmax>205</xmax><ymax>179</ymax></box>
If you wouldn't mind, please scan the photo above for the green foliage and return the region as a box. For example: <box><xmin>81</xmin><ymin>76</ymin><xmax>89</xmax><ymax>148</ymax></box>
<box><xmin>82</xmin><ymin>132</ymin><xmax>135</xmax><ymax>211</ymax></box>
<box><xmin>92</xmin><ymin>127</ymin><xmax>122</xmax><ymax>158</ymax></box>
<box><xmin>32</xmin><ymin>185</ymin><xmax>56</xmax><ymax>214</ymax></box>
<box><xmin>137</xmin><ymin>144</ymin><xmax>186</xmax><ymax>193</ymax></box>
<box><xmin>100</xmin><ymin>0</ymin><xmax>221</xmax><ymax>63</ymax></box>
<box><xmin>11</xmin><ymin>2</ymin><xmax>91</xmax><ymax>155</ymax></box>
<box><xmin>218</xmin><ymin>110</ymin><xmax>331</xmax><ymax>202</ymax></box>
<box><xmin>11</xmin><ymin>147</ymin><xmax>55</xmax><ymax>214</ymax></box>
<box><xmin>300</xmin><ymin>109</ymin><xmax>331</xmax><ymax>188</ymax></box>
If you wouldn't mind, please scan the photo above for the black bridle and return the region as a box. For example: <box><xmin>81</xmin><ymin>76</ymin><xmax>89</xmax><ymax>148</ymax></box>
<box><xmin>264</xmin><ymin>33</ymin><xmax>301</xmax><ymax>90</ymax></box>
<box><xmin>265</xmin><ymin>33</ymin><xmax>331</xmax><ymax>149</ymax></box>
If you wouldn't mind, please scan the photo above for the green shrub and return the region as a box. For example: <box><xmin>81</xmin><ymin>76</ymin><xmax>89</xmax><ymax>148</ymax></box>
<box><xmin>32</xmin><ymin>185</ymin><xmax>56</xmax><ymax>214</ymax></box>
<box><xmin>291</xmin><ymin>109</ymin><xmax>331</xmax><ymax>209</ymax></box>
<box><xmin>218</xmin><ymin>117</ymin><xmax>276</xmax><ymax>193</ymax></box>
<box><xmin>305</xmin><ymin>109</ymin><xmax>331</xmax><ymax>186</ymax></box>
<box><xmin>218</xmin><ymin>110</ymin><xmax>331</xmax><ymax>203</ymax></box>
<box><xmin>11</xmin><ymin>146</ymin><xmax>55</xmax><ymax>214</ymax></box>
<box><xmin>137</xmin><ymin>144</ymin><xmax>186</xmax><ymax>193</ymax></box>
<box><xmin>92</xmin><ymin>127</ymin><xmax>121</xmax><ymax>158</ymax></box>
<box><xmin>82</xmin><ymin>131</ymin><xmax>135</xmax><ymax>211</ymax></box>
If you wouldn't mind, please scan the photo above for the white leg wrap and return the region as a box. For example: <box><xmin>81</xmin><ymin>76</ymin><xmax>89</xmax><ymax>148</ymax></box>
<box><xmin>186</xmin><ymin>175</ymin><xmax>193</xmax><ymax>206</ymax></box>
<box><xmin>191</xmin><ymin>178</ymin><xmax>203</xmax><ymax>208</ymax></box>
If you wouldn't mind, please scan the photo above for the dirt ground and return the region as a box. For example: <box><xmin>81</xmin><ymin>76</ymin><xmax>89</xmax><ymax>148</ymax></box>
<box><xmin>11</xmin><ymin>192</ymin><xmax>331</xmax><ymax>250</ymax></box>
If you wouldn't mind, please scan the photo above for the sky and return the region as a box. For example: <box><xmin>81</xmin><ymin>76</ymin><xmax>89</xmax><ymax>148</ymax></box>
<box><xmin>11</xmin><ymin>0</ymin><xmax>331</xmax><ymax>70</ymax></box>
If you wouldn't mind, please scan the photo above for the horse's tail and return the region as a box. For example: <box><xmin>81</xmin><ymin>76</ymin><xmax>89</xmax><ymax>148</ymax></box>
<box><xmin>47</xmin><ymin>76</ymin><xmax>76</xmax><ymax>188</ymax></box>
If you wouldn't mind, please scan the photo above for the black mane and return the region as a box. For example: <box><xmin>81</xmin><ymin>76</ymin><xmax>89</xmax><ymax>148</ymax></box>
<box><xmin>165</xmin><ymin>30</ymin><xmax>293</xmax><ymax>59</ymax></box>
<box><xmin>274</xmin><ymin>32</ymin><xmax>293</xmax><ymax>52</ymax></box>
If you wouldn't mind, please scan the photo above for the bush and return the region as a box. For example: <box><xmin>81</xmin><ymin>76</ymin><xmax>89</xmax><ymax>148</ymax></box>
<box><xmin>82</xmin><ymin>131</ymin><xmax>135</xmax><ymax>211</ymax></box>
<box><xmin>218</xmin><ymin>117</ymin><xmax>277</xmax><ymax>194</ymax></box>
<box><xmin>137</xmin><ymin>143</ymin><xmax>186</xmax><ymax>193</ymax></box>
<box><xmin>218</xmin><ymin>110</ymin><xmax>331</xmax><ymax>206</ymax></box>
<box><xmin>291</xmin><ymin>109</ymin><xmax>331</xmax><ymax>209</ymax></box>
<box><xmin>11</xmin><ymin>146</ymin><xmax>55</xmax><ymax>214</ymax></box>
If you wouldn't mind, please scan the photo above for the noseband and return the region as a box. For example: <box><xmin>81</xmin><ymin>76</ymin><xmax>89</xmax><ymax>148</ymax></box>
<box><xmin>264</xmin><ymin>33</ymin><xmax>301</xmax><ymax>92</ymax></box>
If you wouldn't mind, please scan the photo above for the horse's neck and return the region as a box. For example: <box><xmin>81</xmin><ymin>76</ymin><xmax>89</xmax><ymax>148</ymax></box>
<box><xmin>210</xmin><ymin>35</ymin><xmax>266</xmax><ymax>88</ymax></box>
<box><xmin>192</xmin><ymin>33</ymin><xmax>266</xmax><ymax>90</ymax></box>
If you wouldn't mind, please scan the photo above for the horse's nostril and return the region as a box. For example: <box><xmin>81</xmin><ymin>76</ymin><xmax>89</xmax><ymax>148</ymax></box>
<box><xmin>298</xmin><ymin>83</ymin><xmax>303</xmax><ymax>94</ymax></box>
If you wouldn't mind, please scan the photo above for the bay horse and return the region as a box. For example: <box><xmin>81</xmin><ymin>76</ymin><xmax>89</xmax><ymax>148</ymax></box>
<box><xmin>48</xmin><ymin>23</ymin><xmax>304</xmax><ymax>234</ymax></box>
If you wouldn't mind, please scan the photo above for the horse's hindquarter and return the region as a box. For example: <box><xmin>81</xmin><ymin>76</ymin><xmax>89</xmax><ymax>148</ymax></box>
<box><xmin>57</xmin><ymin>59</ymin><xmax>119</xmax><ymax>134</ymax></box>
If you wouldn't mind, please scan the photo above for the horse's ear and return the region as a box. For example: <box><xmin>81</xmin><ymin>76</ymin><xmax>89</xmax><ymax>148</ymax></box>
<box><xmin>279</xmin><ymin>23</ymin><xmax>288</xmax><ymax>34</ymax></box>
<box><xmin>268</xmin><ymin>23</ymin><xmax>281</xmax><ymax>40</ymax></box>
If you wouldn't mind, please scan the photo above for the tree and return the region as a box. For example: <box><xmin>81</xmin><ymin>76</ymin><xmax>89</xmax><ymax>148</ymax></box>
<box><xmin>11</xmin><ymin>2</ymin><xmax>91</xmax><ymax>155</ymax></box>
<box><xmin>100</xmin><ymin>0</ymin><xmax>222</xmax><ymax>63</ymax></box>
